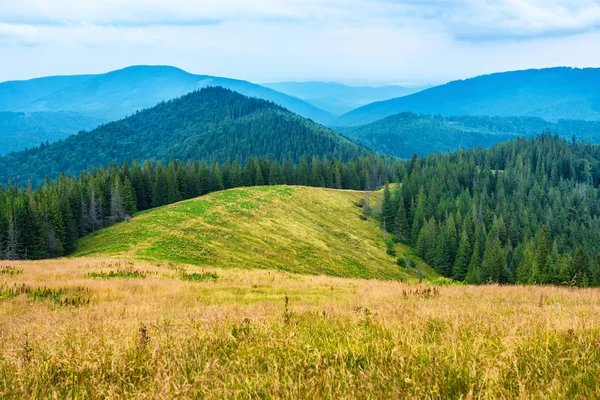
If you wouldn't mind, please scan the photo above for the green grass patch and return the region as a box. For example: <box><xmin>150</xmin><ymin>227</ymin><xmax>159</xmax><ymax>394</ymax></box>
<box><xmin>0</xmin><ymin>265</ymin><xmax>23</xmax><ymax>276</ymax></box>
<box><xmin>88</xmin><ymin>267</ymin><xmax>150</xmax><ymax>280</ymax></box>
<box><xmin>179</xmin><ymin>270</ymin><xmax>219</xmax><ymax>282</ymax></box>
<box><xmin>0</xmin><ymin>283</ymin><xmax>91</xmax><ymax>307</ymax></box>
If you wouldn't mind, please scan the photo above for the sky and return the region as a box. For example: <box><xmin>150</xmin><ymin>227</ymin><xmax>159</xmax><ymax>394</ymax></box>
<box><xmin>1</xmin><ymin>0</ymin><xmax>600</xmax><ymax>85</ymax></box>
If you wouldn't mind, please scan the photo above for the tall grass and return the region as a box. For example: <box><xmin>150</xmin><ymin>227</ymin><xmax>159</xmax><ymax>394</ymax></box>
<box><xmin>1</xmin><ymin>258</ymin><xmax>599</xmax><ymax>398</ymax></box>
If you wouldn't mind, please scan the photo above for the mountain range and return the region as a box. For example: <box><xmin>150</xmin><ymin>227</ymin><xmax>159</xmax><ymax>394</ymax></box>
<box><xmin>0</xmin><ymin>87</ymin><xmax>366</xmax><ymax>186</ymax></box>
<box><xmin>263</xmin><ymin>81</ymin><xmax>427</xmax><ymax>115</ymax></box>
<box><xmin>335</xmin><ymin>113</ymin><xmax>600</xmax><ymax>158</ymax></box>
<box><xmin>335</xmin><ymin>67</ymin><xmax>600</xmax><ymax>126</ymax></box>
<box><xmin>0</xmin><ymin>66</ymin><xmax>335</xmax><ymax>153</ymax></box>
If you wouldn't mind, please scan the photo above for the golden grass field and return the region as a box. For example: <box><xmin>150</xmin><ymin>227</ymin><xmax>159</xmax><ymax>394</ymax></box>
<box><xmin>1</xmin><ymin>186</ymin><xmax>600</xmax><ymax>398</ymax></box>
<box><xmin>1</xmin><ymin>258</ymin><xmax>600</xmax><ymax>398</ymax></box>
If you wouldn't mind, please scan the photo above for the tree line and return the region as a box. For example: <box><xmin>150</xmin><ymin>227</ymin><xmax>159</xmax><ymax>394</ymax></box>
<box><xmin>0</xmin><ymin>155</ymin><xmax>395</xmax><ymax>260</ymax></box>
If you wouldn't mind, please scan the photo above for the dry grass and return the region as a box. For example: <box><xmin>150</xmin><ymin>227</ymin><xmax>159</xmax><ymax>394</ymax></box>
<box><xmin>1</xmin><ymin>258</ymin><xmax>600</xmax><ymax>398</ymax></box>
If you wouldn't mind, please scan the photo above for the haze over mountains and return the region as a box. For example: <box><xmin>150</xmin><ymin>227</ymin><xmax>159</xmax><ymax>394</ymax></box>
<box><xmin>336</xmin><ymin>67</ymin><xmax>600</xmax><ymax>126</ymax></box>
<box><xmin>3</xmin><ymin>65</ymin><xmax>600</xmax><ymax>161</ymax></box>
<box><xmin>0</xmin><ymin>65</ymin><xmax>334</xmax><ymax>153</ymax></box>
<box><xmin>335</xmin><ymin>114</ymin><xmax>600</xmax><ymax>158</ymax></box>
<box><xmin>263</xmin><ymin>81</ymin><xmax>427</xmax><ymax>115</ymax></box>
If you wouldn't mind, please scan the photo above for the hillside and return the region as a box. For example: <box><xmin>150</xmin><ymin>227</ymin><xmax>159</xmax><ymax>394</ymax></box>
<box><xmin>335</xmin><ymin>113</ymin><xmax>600</xmax><ymax>158</ymax></box>
<box><xmin>263</xmin><ymin>81</ymin><xmax>427</xmax><ymax>115</ymax></box>
<box><xmin>0</xmin><ymin>111</ymin><xmax>102</xmax><ymax>155</ymax></box>
<box><xmin>0</xmin><ymin>87</ymin><xmax>366</xmax><ymax>186</ymax></box>
<box><xmin>336</xmin><ymin>67</ymin><xmax>600</xmax><ymax>126</ymax></box>
<box><xmin>0</xmin><ymin>66</ymin><xmax>334</xmax><ymax>152</ymax></box>
<box><xmin>75</xmin><ymin>185</ymin><xmax>434</xmax><ymax>280</ymax></box>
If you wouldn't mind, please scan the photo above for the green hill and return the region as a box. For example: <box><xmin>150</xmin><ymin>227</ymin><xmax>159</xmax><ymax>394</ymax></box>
<box><xmin>75</xmin><ymin>185</ymin><xmax>435</xmax><ymax>280</ymax></box>
<box><xmin>0</xmin><ymin>66</ymin><xmax>334</xmax><ymax>153</ymax></box>
<box><xmin>336</xmin><ymin>67</ymin><xmax>600</xmax><ymax>126</ymax></box>
<box><xmin>0</xmin><ymin>87</ymin><xmax>367</xmax><ymax>186</ymax></box>
<box><xmin>335</xmin><ymin>113</ymin><xmax>600</xmax><ymax>158</ymax></box>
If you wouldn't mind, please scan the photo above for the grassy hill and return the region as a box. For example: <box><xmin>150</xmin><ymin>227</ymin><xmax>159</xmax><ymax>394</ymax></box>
<box><xmin>75</xmin><ymin>186</ymin><xmax>435</xmax><ymax>280</ymax></box>
<box><xmin>335</xmin><ymin>113</ymin><xmax>600</xmax><ymax>158</ymax></box>
<box><xmin>0</xmin><ymin>87</ymin><xmax>366</xmax><ymax>186</ymax></box>
<box><xmin>336</xmin><ymin>67</ymin><xmax>600</xmax><ymax>126</ymax></box>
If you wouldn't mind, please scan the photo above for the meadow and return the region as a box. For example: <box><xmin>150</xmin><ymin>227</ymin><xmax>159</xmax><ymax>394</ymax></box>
<box><xmin>1</xmin><ymin>258</ymin><xmax>600</xmax><ymax>398</ymax></box>
<box><xmin>75</xmin><ymin>186</ymin><xmax>434</xmax><ymax>281</ymax></box>
<box><xmin>2</xmin><ymin>186</ymin><xmax>599</xmax><ymax>398</ymax></box>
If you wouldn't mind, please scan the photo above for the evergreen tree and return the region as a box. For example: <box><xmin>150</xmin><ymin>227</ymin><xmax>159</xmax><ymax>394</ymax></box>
<box><xmin>394</xmin><ymin>197</ymin><xmax>410</xmax><ymax>242</ymax></box>
<box><xmin>453</xmin><ymin>229</ymin><xmax>471</xmax><ymax>281</ymax></box>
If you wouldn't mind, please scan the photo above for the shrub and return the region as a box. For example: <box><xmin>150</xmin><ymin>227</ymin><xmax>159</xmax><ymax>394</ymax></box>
<box><xmin>385</xmin><ymin>239</ymin><xmax>396</xmax><ymax>256</ymax></box>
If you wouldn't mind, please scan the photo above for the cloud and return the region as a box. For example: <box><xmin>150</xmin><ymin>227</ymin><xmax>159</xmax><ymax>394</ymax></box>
<box><xmin>0</xmin><ymin>0</ymin><xmax>599</xmax><ymax>84</ymax></box>
<box><xmin>443</xmin><ymin>0</ymin><xmax>600</xmax><ymax>40</ymax></box>
<box><xmin>2</xmin><ymin>0</ymin><xmax>600</xmax><ymax>40</ymax></box>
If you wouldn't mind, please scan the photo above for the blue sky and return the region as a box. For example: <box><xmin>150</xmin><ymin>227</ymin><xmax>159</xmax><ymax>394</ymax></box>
<box><xmin>1</xmin><ymin>0</ymin><xmax>600</xmax><ymax>85</ymax></box>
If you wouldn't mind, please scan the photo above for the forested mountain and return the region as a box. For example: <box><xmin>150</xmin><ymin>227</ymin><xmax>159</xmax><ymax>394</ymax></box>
<box><xmin>380</xmin><ymin>134</ymin><xmax>600</xmax><ymax>286</ymax></box>
<box><xmin>336</xmin><ymin>113</ymin><xmax>600</xmax><ymax>158</ymax></box>
<box><xmin>336</xmin><ymin>67</ymin><xmax>600</xmax><ymax>126</ymax></box>
<box><xmin>0</xmin><ymin>111</ymin><xmax>102</xmax><ymax>155</ymax></box>
<box><xmin>263</xmin><ymin>81</ymin><xmax>427</xmax><ymax>115</ymax></box>
<box><xmin>0</xmin><ymin>66</ymin><xmax>334</xmax><ymax>152</ymax></box>
<box><xmin>0</xmin><ymin>87</ymin><xmax>367</xmax><ymax>186</ymax></box>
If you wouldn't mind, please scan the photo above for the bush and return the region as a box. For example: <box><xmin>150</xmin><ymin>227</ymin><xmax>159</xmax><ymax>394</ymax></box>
<box><xmin>385</xmin><ymin>239</ymin><xmax>396</xmax><ymax>256</ymax></box>
<box><xmin>397</xmin><ymin>256</ymin><xmax>406</xmax><ymax>267</ymax></box>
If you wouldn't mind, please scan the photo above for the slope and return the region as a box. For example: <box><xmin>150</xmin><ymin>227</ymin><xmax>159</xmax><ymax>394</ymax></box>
<box><xmin>263</xmin><ymin>81</ymin><xmax>427</xmax><ymax>115</ymax></box>
<box><xmin>336</xmin><ymin>67</ymin><xmax>600</xmax><ymax>126</ymax></box>
<box><xmin>335</xmin><ymin>113</ymin><xmax>600</xmax><ymax>158</ymax></box>
<box><xmin>75</xmin><ymin>185</ymin><xmax>435</xmax><ymax>280</ymax></box>
<box><xmin>0</xmin><ymin>87</ymin><xmax>367</xmax><ymax>186</ymax></box>
<box><xmin>0</xmin><ymin>66</ymin><xmax>334</xmax><ymax>152</ymax></box>
<box><xmin>0</xmin><ymin>111</ymin><xmax>102</xmax><ymax>155</ymax></box>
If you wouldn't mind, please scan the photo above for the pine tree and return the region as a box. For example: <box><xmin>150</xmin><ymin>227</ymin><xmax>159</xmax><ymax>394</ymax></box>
<box><xmin>533</xmin><ymin>227</ymin><xmax>551</xmax><ymax>284</ymax></box>
<box><xmin>89</xmin><ymin>188</ymin><xmax>103</xmax><ymax>231</ymax></box>
<box><xmin>465</xmin><ymin>234</ymin><xmax>483</xmax><ymax>284</ymax></box>
<box><xmin>229</xmin><ymin>158</ymin><xmax>243</xmax><ymax>188</ymax></box>
<box><xmin>268</xmin><ymin>162</ymin><xmax>282</xmax><ymax>185</ymax></box>
<box><xmin>570</xmin><ymin>246</ymin><xmax>591</xmax><ymax>287</ymax></box>
<box><xmin>453</xmin><ymin>229</ymin><xmax>471</xmax><ymax>281</ymax></box>
<box><xmin>255</xmin><ymin>162</ymin><xmax>265</xmax><ymax>186</ymax></box>
<box><xmin>110</xmin><ymin>179</ymin><xmax>128</xmax><ymax>223</ymax></box>
<box><xmin>381</xmin><ymin>185</ymin><xmax>395</xmax><ymax>232</ymax></box>
<box><xmin>481</xmin><ymin>231</ymin><xmax>506</xmax><ymax>283</ymax></box>
<box><xmin>394</xmin><ymin>197</ymin><xmax>410</xmax><ymax>242</ymax></box>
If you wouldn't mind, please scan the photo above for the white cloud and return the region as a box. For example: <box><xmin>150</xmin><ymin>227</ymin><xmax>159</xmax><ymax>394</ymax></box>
<box><xmin>0</xmin><ymin>0</ymin><xmax>599</xmax><ymax>83</ymax></box>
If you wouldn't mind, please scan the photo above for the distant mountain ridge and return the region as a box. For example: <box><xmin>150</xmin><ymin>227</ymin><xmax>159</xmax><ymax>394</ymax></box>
<box><xmin>335</xmin><ymin>67</ymin><xmax>600</xmax><ymax>126</ymax></box>
<box><xmin>0</xmin><ymin>111</ymin><xmax>102</xmax><ymax>155</ymax></box>
<box><xmin>335</xmin><ymin>113</ymin><xmax>600</xmax><ymax>158</ymax></box>
<box><xmin>0</xmin><ymin>87</ymin><xmax>367</xmax><ymax>186</ymax></box>
<box><xmin>0</xmin><ymin>66</ymin><xmax>335</xmax><ymax>153</ymax></box>
<box><xmin>263</xmin><ymin>81</ymin><xmax>427</xmax><ymax>115</ymax></box>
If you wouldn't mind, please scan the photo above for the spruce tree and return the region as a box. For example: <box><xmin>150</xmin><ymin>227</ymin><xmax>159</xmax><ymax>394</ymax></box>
<box><xmin>453</xmin><ymin>229</ymin><xmax>471</xmax><ymax>281</ymax></box>
<box><xmin>394</xmin><ymin>197</ymin><xmax>410</xmax><ymax>242</ymax></box>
